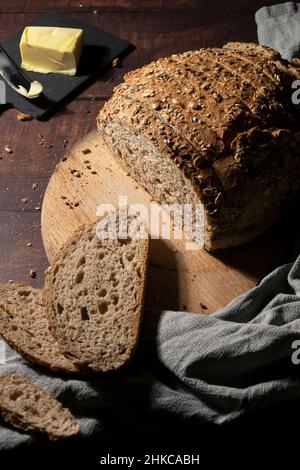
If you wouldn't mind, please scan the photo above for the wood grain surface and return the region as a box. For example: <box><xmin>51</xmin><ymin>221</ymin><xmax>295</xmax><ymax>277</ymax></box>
<box><xmin>0</xmin><ymin>0</ymin><xmax>298</xmax><ymax>310</ymax></box>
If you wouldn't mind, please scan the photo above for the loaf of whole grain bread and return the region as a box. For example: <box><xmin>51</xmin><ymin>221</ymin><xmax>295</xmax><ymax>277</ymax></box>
<box><xmin>97</xmin><ymin>42</ymin><xmax>300</xmax><ymax>250</ymax></box>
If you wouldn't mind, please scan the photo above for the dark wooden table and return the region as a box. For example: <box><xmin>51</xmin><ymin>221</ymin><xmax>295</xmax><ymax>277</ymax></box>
<box><xmin>0</xmin><ymin>0</ymin><xmax>292</xmax><ymax>288</ymax></box>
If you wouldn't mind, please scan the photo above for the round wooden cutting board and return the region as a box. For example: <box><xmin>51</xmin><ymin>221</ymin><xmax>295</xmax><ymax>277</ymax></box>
<box><xmin>41</xmin><ymin>130</ymin><xmax>295</xmax><ymax>315</ymax></box>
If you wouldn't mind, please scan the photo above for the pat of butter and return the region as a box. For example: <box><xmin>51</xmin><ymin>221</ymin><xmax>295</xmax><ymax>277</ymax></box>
<box><xmin>20</xmin><ymin>26</ymin><xmax>83</xmax><ymax>76</ymax></box>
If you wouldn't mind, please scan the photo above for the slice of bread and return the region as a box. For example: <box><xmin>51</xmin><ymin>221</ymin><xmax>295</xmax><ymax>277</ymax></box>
<box><xmin>44</xmin><ymin>215</ymin><xmax>149</xmax><ymax>372</ymax></box>
<box><xmin>0</xmin><ymin>374</ymin><xmax>79</xmax><ymax>440</ymax></box>
<box><xmin>0</xmin><ymin>284</ymin><xmax>78</xmax><ymax>373</ymax></box>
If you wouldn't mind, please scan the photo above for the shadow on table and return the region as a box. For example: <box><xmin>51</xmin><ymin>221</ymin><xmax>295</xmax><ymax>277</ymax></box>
<box><xmin>212</xmin><ymin>212</ymin><xmax>300</xmax><ymax>284</ymax></box>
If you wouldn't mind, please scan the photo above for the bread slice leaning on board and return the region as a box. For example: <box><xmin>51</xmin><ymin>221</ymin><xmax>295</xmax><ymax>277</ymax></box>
<box><xmin>44</xmin><ymin>214</ymin><xmax>149</xmax><ymax>373</ymax></box>
<box><xmin>97</xmin><ymin>41</ymin><xmax>300</xmax><ymax>251</ymax></box>
<box><xmin>0</xmin><ymin>374</ymin><xmax>79</xmax><ymax>440</ymax></box>
<box><xmin>0</xmin><ymin>284</ymin><xmax>79</xmax><ymax>373</ymax></box>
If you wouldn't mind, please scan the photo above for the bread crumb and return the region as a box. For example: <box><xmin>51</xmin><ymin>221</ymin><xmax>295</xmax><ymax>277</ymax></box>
<box><xmin>21</xmin><ymin>197</ymin><xmax>28</xmax><ymax>204</ymax></box>
<box><xmin>4</xmin><ymin>145</ymin><xmax>13</xmax><ymax>154</ymax></box>
<box><xmin>199</xmin><ymin>303</ymin><xmax>208</xmax><ymax>310</ymax></box>
<box><xmin>8</xmin><ymin>280</ymin><xmax>13</xmax><ymax>283</ymax></box>
<box><xmin>93</xmin><ymin>9</ymin><xmax>100</xmax><ymax>15</ymax></box>
<box><xmin>17</xmin><ymin>112</ymin><xmax>32</xmax><ymax>121</ymax></box>
<box><xmin>35</xmin><ymin>206</ymin><xmax>40</xmax><ymax>211</ymax></box>
<box><xmin>29</xmin><ymin>269</ymin><xmax>37</xmax><ymax>279</ymax></box>
<box><xmin>32</xmin><ymin>183</ymin><xmax>38</xmax><ymax>190</ymax></box>
<box><xmin>112</xmin><ymin>57</ymin><xmax>121</xmax><ymax>67</ymax></box>
<box><xmin>26</xmin><ymin>242</ymin><xmax>32</xmax><ymax>247</ymax></box>
<box><xmin>70</xmin><ymin>169</ymin><xmax>81</xmax><ymax>178</ymax></box>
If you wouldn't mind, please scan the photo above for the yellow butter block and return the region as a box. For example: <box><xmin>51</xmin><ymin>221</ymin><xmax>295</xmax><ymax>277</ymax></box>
<box><xmin>20</xmin><ymin>26</ymin><xmax>83</xmax><ymax>76</ymax></box>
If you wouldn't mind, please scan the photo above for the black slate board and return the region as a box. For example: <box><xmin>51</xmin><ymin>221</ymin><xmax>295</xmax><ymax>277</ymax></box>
<box><xmin>1</xmin><ymin>11</ymin><xmax>133</xmax><ymax>119</ymax></box>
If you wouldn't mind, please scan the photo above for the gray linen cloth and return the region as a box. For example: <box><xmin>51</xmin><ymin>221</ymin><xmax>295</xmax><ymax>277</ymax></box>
<box><xmin>1</xmin><ymin>255</ymin><xmax>300</xmax><ymax>450</ymax></box>
<box><xmin>256</xmin><ymin>2</ymin><xmax>300</xmax><ymax>60</ymax></box>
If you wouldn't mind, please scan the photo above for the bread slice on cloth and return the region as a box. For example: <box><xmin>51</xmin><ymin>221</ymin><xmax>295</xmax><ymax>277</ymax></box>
<box><xmin>44</xmin><ymin>215</ymin><xmax>149</xmax><ymax>372</ymax></box>
<box><xmin>0</xmin><ymin>284</ymin><xmax>78</xmax><ymax>373</ymax></box>
<box><xmin>0</xmin><ymin>374</ymin><xmax>79</xmax><ymax>440</ymax></box>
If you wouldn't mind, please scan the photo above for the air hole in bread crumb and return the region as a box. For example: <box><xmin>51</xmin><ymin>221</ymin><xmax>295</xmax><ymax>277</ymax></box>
<box><xmin>98</xmin><ymin>288</ymin><xmax>107</xmax><ymax>297</ymax></box>
<box><xmin>27</xmin><ymin>407</ymin><xmax>39</xmax><ymax>416</ymax></box>
<box><xmin>53</xmin><ymin>265</ymin><xmax>59</xmax><ymax>276</ymax></box>
<box><xmin>98</xmin><ymin>302</ymin><xmax>108</xmax><ymax>314</ymax></box>
<box><xmin>137</xmin><ymin>267</ymin><xmax>141</xmax><ymax>278</ymax></box>
<box><xmin>77</xmin><ymin>256</ymin><xmax>86</xmax><ymax>268</ymax></box>
<box><xmin>111</xmin><ymin>294</ymin><xmax>119</xmax><ymax>305</ymax></box>
<box><xmin>17</xmin><ymin>289</ymin><xmax>31</xmax><ymax>297</ymax></box>
<box><xmin>75</xmin><ymin>270</ymin><xmax>85</xmax><ymax>284</ymax></box>
<box><xmin>10</xmin><ymin>390</ymin><xmax>23</xmax><ymax>401</ymax></box>
<box><xmin>57</xmin><ymin>303</ymin><xmax>64</xmax><ymax>314</ymax></box>
<box><xmin>119</xmin><ymin>238</ymin><xmax>131</xmax><ymax>245</ymax></box>
<box><xmin>126</xmin><ymin>252</ymin><xmax>135</xmax><ymax>262</ymax></box>
<box><xmin>99</xmin><ymin>252</ymin><xmax>105</xmax><ymax>260</ymax></box>
<box><xmin>81</xmin><ymin>306</ymin><xmax>89</xmax><ymax>321</ymax></box>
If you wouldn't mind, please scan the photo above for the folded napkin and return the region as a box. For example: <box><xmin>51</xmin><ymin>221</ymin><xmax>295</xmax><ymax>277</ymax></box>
<box><xmin>1</xmin><ymin>254</ymin><xmax>300</xmax><ymax>450</ymax></box>
<box><xmin>256</xmin><ymin>2</ymin><xmax>300</xmax><ymax>60</ymax></box>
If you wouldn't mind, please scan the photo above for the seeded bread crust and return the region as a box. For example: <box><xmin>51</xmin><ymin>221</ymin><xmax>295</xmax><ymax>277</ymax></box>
<box><xmin>0</xmin><ymin>374</ymin><xmax>79</xmax><ymax>440</ymax></box>
<box><xmin>44</xmin><ymin>218</ymin><xmax>149</xmax><ymax>372</ymax></box>
<box><xmin>98</xmin><ymin>42</ymin><xmax>300</xmax><ymax>249</ymax></box>
<box><xmin>124</xmin><ymin>51</ymin><xmax>260</xmax><ymax>128</ymax></box>
<box><xmin>0</xmin><ymin>284</ymin><xmax>79</xmax><ymax>373</ymax></box>
<box><xmin>224</xmin><ymin>42</ymin><xmax>300</xmax><ymax>83</ymax></box>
